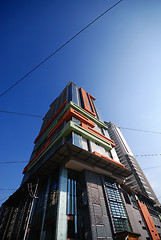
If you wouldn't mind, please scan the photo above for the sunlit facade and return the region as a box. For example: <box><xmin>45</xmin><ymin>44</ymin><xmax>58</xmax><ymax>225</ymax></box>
<box><xmin>0</xmin><ymin>82</ymin><xmax>161</xmax><ymax>240</ymax></box>
<box><xmin>106</xmin><ymin>122</ymin><xmax>160</xmax><ymax>205</ymax></box>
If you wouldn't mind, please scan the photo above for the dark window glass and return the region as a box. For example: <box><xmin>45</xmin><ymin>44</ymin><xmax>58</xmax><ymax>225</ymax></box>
<box><xmin>66</xmin><ymin>132</ymin><xmax>72</xmax><ymax>143</ymax></box>
<box><xmin>73</xmin><ymin>133</ymin><xmax>83</xmax><ymax>148</ymax></box>
<box><xmin>95</xmin><ymin>143</ymin><xmax>102</xmax><ymax>154</ymax></box>
<box><xmin>122</xmin><ymin>190</ymin><xmax>131</xmax><ymax>204</ymax></box>
<box><xmin>79</xmin><ymin>89</ymin><xmax>84</xmax><ymax>108</ymax></box>
<box><xmin>31</xmin><ymin>183</ymin><xmax>47</xmax><ymax>226</ymax></box>
<box><xmin>72</xmin><ymin>117</ymin><xmax>80</xmax><ymax>125</ymax></box>
<box><xmin>68</xmin><ymin>83</ymin><xmax>72</xmax><ymax>102</ymax></box>
<box><xmin>104</xmin><ymin>179</ymin><xmax>131</xmax><ymax>233</ymax></box>
<box><xmin>69</xmin><ymin>83</ymin><xmax>80</xmax><ymax>106</ymax></box>
<box><xmin>67</xmin><ymin>170</ymin><xmax>85</xmax><ymax>240</ymax></box>
<box><xmin>91</xmin><ymin>98</ymin><xmax>103</xmax><ymax>120</ymax></box>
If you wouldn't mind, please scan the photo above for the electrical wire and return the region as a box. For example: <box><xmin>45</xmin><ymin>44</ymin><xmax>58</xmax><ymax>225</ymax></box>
<box><xmin>0</xmin><ymin>110</ymin><xmax>43</xmax><ymax>118</ymax></box>
<box><xmin>142</xmin><ymin>166</ymin><xmax>161</xmax><ymax>170</ymax></box>
<box><xmin>0</xmin><ymin>161</ymin><xmax>28</xmax><ymax>164</ymax></box>
<box><xmin>0</xmin><ymin>189</ymin><xmax>16</xmax><ymax>190</ymax></box>
<box><xmin>1</xmin><ymin>110</ymin><xmax>161</xmax><ymax>136</ymax></box>
<box><xmin>135</xmin><ymin>153</ymin><xmax>161</xmax><ymax>157</ymax></box>
<box><xmin>0</xmin><ymin>0</ymin><xmax>123</xmax><ymax>98</ymax></box>
<box><xmin>119</xmin><ymin>127</ymin><xmax>161</xmax><ymax>135</ymax></box>
<box><xmin>1</xmin><ymin>154</ymin><xmax>161</xmax><ymax>165</ymax></box>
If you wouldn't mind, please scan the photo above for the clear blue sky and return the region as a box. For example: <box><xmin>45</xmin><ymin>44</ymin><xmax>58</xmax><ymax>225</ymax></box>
<box><xmin>1</xmin><ymin>0</ymin><xmax>161</xmax><ymax>205</ymax></box>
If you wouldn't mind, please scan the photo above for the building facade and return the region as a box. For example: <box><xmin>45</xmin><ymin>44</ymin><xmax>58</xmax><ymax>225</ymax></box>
<box><xmin>106</xmin><ymin>122</ymin><xmax>160</xmax><ymax>205</ymax></box>
<box><xmin>0</xmin><ymin>82</ymin><xmax>161</xmax><ymax>240</ymax></box>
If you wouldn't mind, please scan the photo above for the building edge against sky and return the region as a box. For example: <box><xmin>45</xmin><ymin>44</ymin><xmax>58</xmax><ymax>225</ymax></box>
<box><xmin>106</xmin><ymin>121</ymin><xmax>160</xmax><ymax>206</ymax></box>
<box><xmin>0</xmin><ymin>82</ymin><xmax>161</xmax><ymax>240</ymax></box>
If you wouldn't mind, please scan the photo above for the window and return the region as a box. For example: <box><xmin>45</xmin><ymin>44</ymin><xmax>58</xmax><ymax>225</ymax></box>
<box><xmin>82</xmin><ymin>138</ymin><xmax>89</xmax><ymax>151</ymax></box>
<box><xmin>73</xmin><ymin>132</ymin><xmax>83</xmax><ymax>148</ymax></box>
<box><xmin>66</xmin><ymin>132</ymin><xmax>72</xmax><ymax>143</ymax></box>
<box><xmin>67</xmin><ymin>178</ymin><xmax>77</xmax><ymax>215</ymax></box>
<box><xmin>95</xmin><ymin>143</ymin><xmax>102</xmax><ymax>154</ymax></box>
<box><xmin>69</xmin><ymin>83</ymin><xmax>80</xmax><ymax>106</ymax></box>
<box><xmin>72</xmin><ymin>117</ymin><xmax>80</xmax><ymax>125</ymax></box>
<box><xmin>146</xmin><ymin>191</ymin><xmax>152</xmax><ymax>195</ymax></box>
<box><xmin>32</xmin><ymin>184</ymin><xmax>47</xmax><ymax>226</ymax></box>
<box><xmin>67</xmin><ymin>170</ymin><xmax>85</xmax><ymax>239</ymax></box>
<box><xmin>104</xmin><ymin>179</ymin><xmax>131</xmax><ymax>233</ymax></box>
<box><xmin>105</xmin><ymin>149</ymin><xmax>112</xmax><ymax>158</ymax></box>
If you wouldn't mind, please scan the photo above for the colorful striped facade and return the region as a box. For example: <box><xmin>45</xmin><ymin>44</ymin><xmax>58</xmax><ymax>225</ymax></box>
<box><xmin>0</xmin><ymin>82</ymin><xmax>161</xmax><ymax>240</ymax></box>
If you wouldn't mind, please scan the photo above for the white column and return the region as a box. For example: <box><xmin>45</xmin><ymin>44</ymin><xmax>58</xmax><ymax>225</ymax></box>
<box><xmin>55</xmin><ymin>167</ymin><xmax>68</xmax><ymax>240</ymax></box>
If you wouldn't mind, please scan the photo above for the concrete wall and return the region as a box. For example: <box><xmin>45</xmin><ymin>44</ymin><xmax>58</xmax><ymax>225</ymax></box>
<box><xmin>84</xmin><ymin>170</ymin><xmax>113</xmax><ymax>240</ymax></box>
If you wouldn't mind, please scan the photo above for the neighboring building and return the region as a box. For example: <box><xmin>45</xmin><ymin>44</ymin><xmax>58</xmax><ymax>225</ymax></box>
<box><xmin>0</xmin><ymin>82</ymin><xmax>161</xmax><ymax>240</ymax></box>
<box><xmin>106</xmin><ymin>122</ymin><xmax>160</xmax><ymax>205</ymax></box>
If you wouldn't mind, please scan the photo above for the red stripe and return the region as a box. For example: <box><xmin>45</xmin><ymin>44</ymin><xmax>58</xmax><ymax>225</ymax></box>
<box><xmin>93</xmin><ymin>151</ymin><xmax>125</xmax><ymax>168</ymax></box>
<box><xmin>81</xmin><ymin>123</ymin><xmax>115</xmax><ymax>147</ymax></box>
<box><xmin>34</xmin><ymin>101</ymin><xmax>67</xmax><ymax>143</ymax></box>
<box><xmin>87</xmin><ymin>92</ymin><xmax>96</xmax><ymax>115</ymax></box>
<box><xmin>80</xmin><ymin>88</ymin><xmax>96</xmax><ymax>116</ymax></box>
<box><xmin>23</xmin><ymin>108</ymin><xmax>95</xmax><ymax>173</ymax></box>
<box><xmin>23</xmin><ymin>140</ymin><xmax>51</xmax><ymax>173</ymax></box>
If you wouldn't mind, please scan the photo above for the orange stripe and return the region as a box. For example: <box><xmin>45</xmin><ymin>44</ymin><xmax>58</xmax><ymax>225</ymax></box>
<box><xmin>23</xmin><ymin>108</ymin><xmax>95</xmax><ymax>173</ymax></box>
<box><xmin>80</xmin><ymin>88</ymin><xmax>96</xmax><ymax>116</ymax></box>
<box><xmin>71</xmin><ymin>108</ymin><xmax>95</xmax><ymax>128</ymax></box>
<box><xmin>34</xmin><ymin>101</ymin><xmax>67</xmax><ymax>143</ymax></box>
<box><xmin>93</xmin><ymin>151</ymin><xmax>125</xmax><ymax>168</ymax></box>
<box><xmin>87</xmin><ymin>92</ymin><xmax>96</xmax><ymax>115</ymax></box>
<box><xmin>81</xmin><ymin>123</ymin><xmax>115</xmax><ymax>147</ymax></box>
<box><xmin>138</xmin><ymin>201</ymin><xmax>159</xmax><ymax>240</ymax></box>
<box><xmin>23</xmin><ymin>140</ymin><xmax>51</xmax><ymax>173</ymax></box>
<box><xmin>47</xmin><ymin>108</ymin><xmax>95</xmax><ymax>139</ymax></box>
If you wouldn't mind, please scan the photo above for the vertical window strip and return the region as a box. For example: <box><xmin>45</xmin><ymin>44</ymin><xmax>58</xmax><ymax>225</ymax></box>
<box><xmin>72</xmin><ymin>117</ymin><xmax>80</xmax><ymax>125</ymax></box>
<box><xmin>95</xmin><ymin>142</ymin><xmax>102</xmax><ymax>154</ymax></box>
<box><xmin>66</xmin><ymin>170</ymin><xmax>85</xmax><ymax>239</ymax></box>
<box><xmin>73</xmin><ymin>132</ymin><xmax>83</xmax><ymax>148</ymax></box>
<box><xmin>44</xmin><ymin>177</ymin><xmax>59</xmax><ymax>222</ymax></box>
<box><xmin>104</xmin><ymin>180</ymin><xmax>131</xmax><ymax>233</ymax></box>
<box><xmin>67</xmin><ymin>179</ymin><xmax>76</xmax><ymax>215</ymax></box>
<box><xmin>68</xmin><ymin>83</ymin><xmax>72</xmax><ymax>102</ymax></box>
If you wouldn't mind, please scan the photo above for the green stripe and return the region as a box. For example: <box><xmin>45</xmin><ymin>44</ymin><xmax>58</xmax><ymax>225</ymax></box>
<box><xmin>34</xmin><ymin>101</ymin><xmax>108</xmax><ymax>151</ymax></box>
<box><xmin>27</xmin><ymin>121</ymin><xmax>111</xmax><ymax>172</ymax></box>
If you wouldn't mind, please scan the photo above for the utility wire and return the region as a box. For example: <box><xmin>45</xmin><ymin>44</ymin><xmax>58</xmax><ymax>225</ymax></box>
<box><xmin>0</xmin><ymin>155</ymin><xmax>161</xmax><ymax>165</ymax></box>
<box><xmin>0</xmin><ymin>161</ymin><xmax>28</xmax><ymax>164</ymax></box>
<box><xmin>142</xmin><ymin>166</ymin><xmax>161</xmax><ymax>170</ymax></box>
<box><xmin>0</xmin><ymin>0</ymin><xmax>123</xmax><ymax>98</ymax></box>
<box><xmin>135</xmin><ymin>153</ymin><xmax>161</xmax><ymax>157</ymax></box>
<box><xmin>0</xmin><ymin>110</ymin><xmax>43</xmax><ymax>118</ymax></box>
<box><xmin>119</xmin><ymin>127</ymin><xmax>161</xmax><ymax>135</ymax></box>
<box><xmin>1</xmin><ymin>110</ymin><xmax>161</xmax><ymax>136</ymax></box>
<box><xmin>0</xmin><ymin>189</ymin><xmax>16</xmax><ymax>190</ymax></box>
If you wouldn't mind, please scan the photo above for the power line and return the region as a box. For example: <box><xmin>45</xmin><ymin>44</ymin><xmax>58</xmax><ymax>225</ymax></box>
<box><xmin>1</xmin><ymin>110</ymin><xmax>161</xmax><ymax>136</ymax></box>
<box><xmin>0</xmin><ymin>0</ymin><xmax>123</xmax><ymax>98</ymax></box>
<box><xmin>0</xmin><ymin>161</ymin><xmax>28</xmax><ymax>164</ymax></box>
<box><xmin>135</xmin><ymin>153</ymin><xmax>161</xmax><ymax>157</ymax></box>
<box><xmin>0</xmin><ymin>110</ymin><xmax>43</xmax><ymax>118</ymax></box>
<box><xmin>119</xmin><ymin>127</ymin><xmax>161</xmax><ymax>135</ymax></box>
<box><xmin>0</xmin><ymin>189</ymin><xmax>16</xmax><ymax>191</ymax></box>
<box><xmin>142</xmin><ymin>166</ymin><xmax>161</xmax><ymax>170</ymax></box>
<box><xmin>0</xmin><ymin>154</ymin><xmax>161</xmax><ymax>166</ymax></box>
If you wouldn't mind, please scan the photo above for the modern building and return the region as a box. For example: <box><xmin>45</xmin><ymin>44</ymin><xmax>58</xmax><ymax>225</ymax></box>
<box><xmin>0</xmin><ymin>82</ymin><xmax>161</xmax><ymax>240</ymax></box>
<box><xmin>106</xmin><ymin>122</ymin><xmax>160</xmax><ymax>205</ymax></box>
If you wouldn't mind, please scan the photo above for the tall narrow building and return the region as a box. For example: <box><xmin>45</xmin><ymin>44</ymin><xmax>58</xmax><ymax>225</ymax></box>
<box><xmin>106</xmin><ymin>122</ymin><xmax>160</xmax><ymax>205</ymax></box>
<box><xmin>0</xmin><ymin>82</ymin><xmax>161</xmax><ymax>240</ymax></box>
